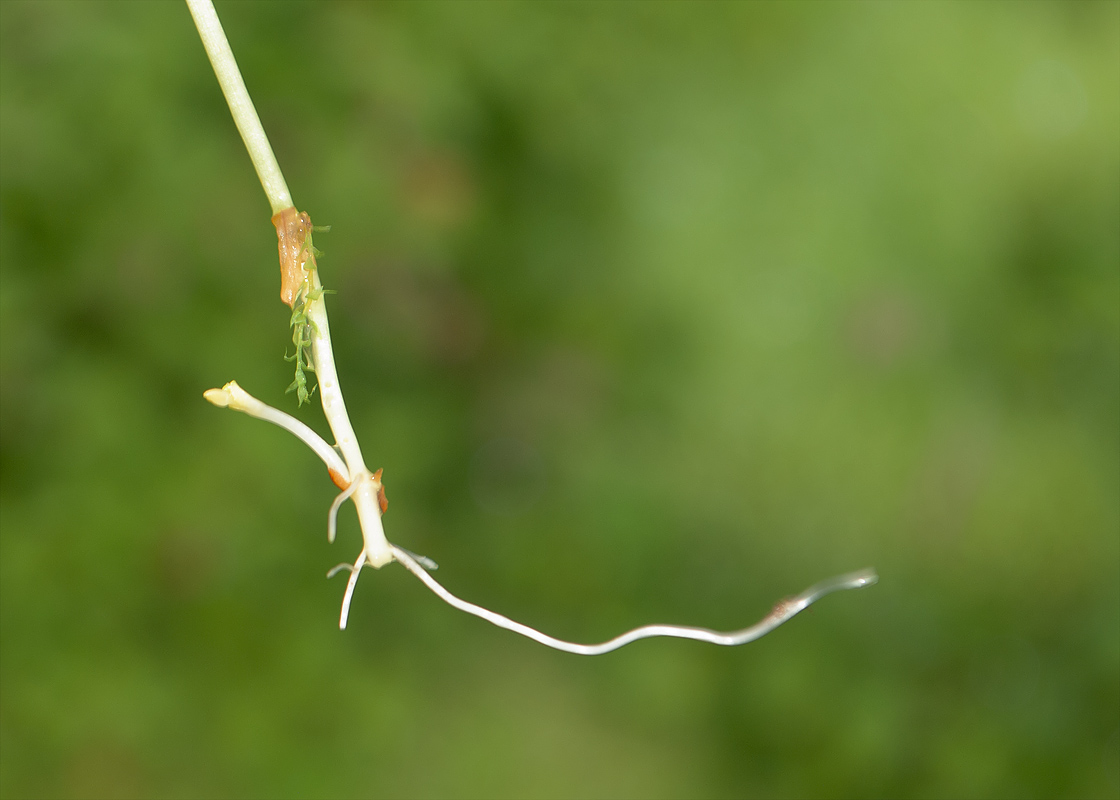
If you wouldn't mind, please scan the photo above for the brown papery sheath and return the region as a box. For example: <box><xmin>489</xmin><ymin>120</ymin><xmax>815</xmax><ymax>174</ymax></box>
<box><xmin>271</xmin><ymin>207</ymin><xmax>315</xmax><ymax>307</ymax></box>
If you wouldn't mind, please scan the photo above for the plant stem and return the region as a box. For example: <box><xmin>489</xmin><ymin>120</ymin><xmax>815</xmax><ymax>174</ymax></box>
<box><xmin>189</xmin><ymin>0</ymin><xmax>876</xmax><ymax>637</ymax></box>
<box><xmin>189</xmin><ymin>0</ymin><xmax>393</xmax><ymax>571</ymax></box>
<box><xmin>304</xmin><ymin>273</ymin><xmax>395</xmax><ymax>569</ymax></box>
<box><xmin>185</xmin><ymin>0</ymin><xmax>292</xmax><ymax>215</ymax></box>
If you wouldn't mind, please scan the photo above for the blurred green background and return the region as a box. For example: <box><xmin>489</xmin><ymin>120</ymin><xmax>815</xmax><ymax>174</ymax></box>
<box><xmin>1</xmin><ymin>2</ymin><xmax>1117</xmax><ymax>798</ymax></box>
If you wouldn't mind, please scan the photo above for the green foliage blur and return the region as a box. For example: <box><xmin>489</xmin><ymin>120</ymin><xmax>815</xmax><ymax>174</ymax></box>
<box><xmin>1</xmin><ymin>2</ymin><xmax>1117</xmax><ymax>798</ymax></box>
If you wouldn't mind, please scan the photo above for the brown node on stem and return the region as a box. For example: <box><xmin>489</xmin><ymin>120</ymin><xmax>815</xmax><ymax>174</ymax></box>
<box><xmin>271</xmin><ymin>207</ymin><xmax>316</xmax><ymax>307</ymax></box>
<box><xmin>372</xmin><ymin>468</ymin><xmax>388</xmax><ymax>513</ymax></box>
<box><xmin>328</xmin><ymin>467</ymin><xmax>350</xmax><ymax>491</ymax></box>
<box><xmin>771</xmin><ymin>597</ymin><xmax>795</xmax><ymax>618</ymax></box>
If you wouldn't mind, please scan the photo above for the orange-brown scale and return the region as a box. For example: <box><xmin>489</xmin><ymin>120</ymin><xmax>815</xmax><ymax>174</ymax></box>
<box><xmin>771</xmin><ymin>598</ymin><xmax>794</xmax><ymax>618</ymax></box>
<box><xmin>329</xmin><ymin>467</ymin><xmax>350</xmax><ymax>491</ymax></box>
<box><xmin>372</xmin><ymin>468</ymin><xmax>388</xmax><ymax>513</ymax></box>
<box><xmin>271</xmin><ymin>206</ymin><xmax>316</xmax><ymax>307</ymax></box>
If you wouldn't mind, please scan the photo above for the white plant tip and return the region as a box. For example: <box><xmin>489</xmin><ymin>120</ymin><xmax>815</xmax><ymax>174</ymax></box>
<box><xmin>203</xmin><ymin>386</ymin><xmax>233</xmax><ymax>407</ymax></box>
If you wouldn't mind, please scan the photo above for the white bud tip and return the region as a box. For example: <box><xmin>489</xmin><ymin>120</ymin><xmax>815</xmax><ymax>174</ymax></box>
<box><xmin>204</xmin><ymin>381</ymin><xmax>247</xmax><ymax>409</ymax></box>
<box><xmin>203</xmin><ymin>387</ymin><xmax>232</xmax><ymax>407</ymax></box>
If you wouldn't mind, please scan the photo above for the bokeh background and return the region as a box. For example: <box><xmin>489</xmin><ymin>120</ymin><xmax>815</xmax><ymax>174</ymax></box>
<box><xmin>2</xmin><ymin>2</ymin><xmax>1117</xmax><ymax>798</ymax></box>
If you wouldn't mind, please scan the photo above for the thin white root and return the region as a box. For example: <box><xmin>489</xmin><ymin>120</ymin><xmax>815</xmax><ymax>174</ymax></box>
<box><xmin>336</xmin><ymin>551</ymin><xmax>366</xmax><ymax>630</ymax></box>
<box><xmin>327</xmin><ymin>482</ymin><xmax>360</xmax><ymax>543</ymax></box>
<box><xmin>390</xmin><ymin>545</ymin><xmax>877</xmax><ymax>655</ymax></box>
<box><xmin>395</xmin><ymin>546</ymin><xmax>438</xmax><ymax>571</ymax></box>
<box><xmin>326</xmin><ymin>562</ymin><xmax>357</xmax><ymax>579</ymax></box>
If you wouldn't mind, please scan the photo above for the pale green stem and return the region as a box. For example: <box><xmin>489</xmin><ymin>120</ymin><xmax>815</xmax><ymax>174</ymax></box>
<box><xmin>185</xmin><ymin>0</ymin><xmax>292</xmax><ymax>215</ymax></box>
<box><xmin>189</xmin><ymin>0</ymin><xmax>392</xmax><ymax>576</ymax></box>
